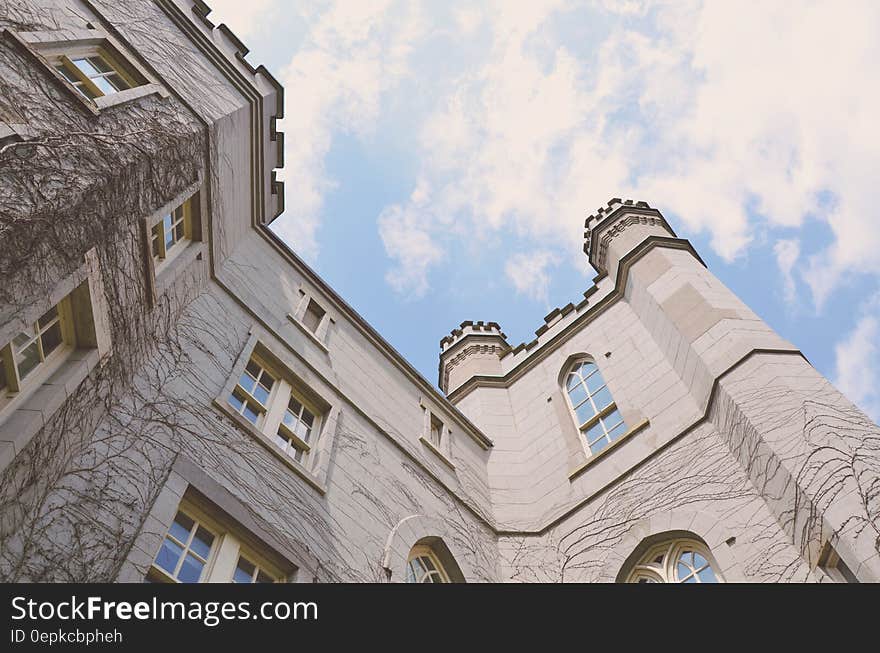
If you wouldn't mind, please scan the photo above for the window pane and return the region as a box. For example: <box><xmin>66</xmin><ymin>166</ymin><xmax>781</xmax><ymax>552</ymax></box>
<box><xmin>228</xmin><ymin>392</ymin><xmax>245</xmax><ymax>413</ymax></box>
<box><xmin>91</xmin><ymin>75</ymin><xmax>116</xmax><ymax>96</ymax></box>
<box><xmin>406</xmin><ymin>560</ymin><xmax>418</xmax><ymax>583</ymax></box>
<box><xmin>87</xmin><ymin>56</ymin><xmax>113</xmax><ymax>73</ymax></box>
<box><xmin>567</xmin><ymin>383</ymin><xmax>588</xmax><ymax>407</ymax></box>
<box><xmin>106</xmin><ymin>73</ymin><xmax>129</xmax><ymax>91</ymax></box>
<box><xmin>233</xmin><ymin>557</ymin><xmax>256</xmax><ymax>583</ymax></box>
<box><xmin>589</xmin><ymin>437</ymin><xmax>609</xmax><ymax>455</ymax></box>
<box><xmin>273</xmin><ymin>431</ymin><xmax>289</xmax><ymax>450</ymax></box>
<box><xmin>238</xmin><ymin>372</ymin><xmax>256</xmax><ymax>394</ymax></box>
<box><xmin>16</xmin><ymin>341</ymin><xmax>40</xmax><ymax>379</ymax></box>
<box><xmin>190</xmin><ymin>526</ymin><xmax>214</xmax><ymax>559</ymax></box>
<box><xmin>177</xmin><ymin>554</ymin><xmax>205</xmax><ymax>583</ymax></box>
<box><xmin>586</xmin><ymin>422</ymin><xmax>606</xmax><ymax>445</ymax></box>
<box><xmin>294</xmin><ymin>420</ymin><xmax>309</xmax><ymax>440</ymax></box>
<box><xmin>155</xmin><ymin>538</ymin><xmax>183</xmax><ymax>575</ymax></box>
<box><xmin>580</xmin><ymin>362</ymin><xmax>597</xmax><ymax>377</ymax></box>
<box><xmin>302</xmin><ymin>409</ymin><xmax>314</xmax><ymax>427</ymax></box>
<box><xmin>252</xmin><ymin>384</ymin><xmax>269</xmax><ymax>405</ymax></box>
<box><xmin>40</xmin><ymin>321</ymin><xmax>63</xmax><ymax>357</ymax></box>
<box><xmin>72</xmin><ymin>57</ymin><xmax>100</xmax><ymax>77</ymax></box>
<box><xmin>288</xmin><ymin>397</ymin><xmax>302</xmax><ymax>416</ymax></box>
<box><xmin>259</xmin><ymin>371</ymin><xmax>275</xmax><ymax>391</ymax></box>
<box><xmin>12</xmin><ymin>330</ymin><xmax>34</xmax><ymax>351</ymax></box>
<box><xmin>38</xmin><ymin>306</ymin><xmax>59</xmax><ymax>328</ymax></box>
<box><xmin>242</xmin><ymin>403</ymin><xmax>260</xmax><ymax>425</ymax></box>
<box><xmin>169</xmin><ymin>512</ymin><xmax>194</xmax><ymax>542</ymax></box>
<box><xmin>697</xmin><ymin>566</ymin><xmax>717</xmax><ymax>583</ymax></box>
<box><xmin>591</xmin><ymin>386</ymin><xmax>613</xmax><ymax>410</ymax></box>
<box><xmin>174</xmin><ymin>220</ymin><xmax>185</xmax><ymax>242</ymax></box>
<box><xmin>584</xmin><ymin>369</ymin><xmax>604</xmax><ymax>394</ymax></box>
<box><xmin>676</xmin><ymin>562</ymin><xmax>691</xmax><ymax>580</ymax></box>
<box><xmin>607</xmin><ymin>421</ymin><xmax>628</xmax><ymax>441</ymax></box>
<box><xmin>575</xmin><ymin>400</ymin><xmax>596</xmax><ymax>425</ymax></box>
<box><xmin>56</xmin><ymin>64</ymin><xmax>78</xmax><ymax>82</ymax></box>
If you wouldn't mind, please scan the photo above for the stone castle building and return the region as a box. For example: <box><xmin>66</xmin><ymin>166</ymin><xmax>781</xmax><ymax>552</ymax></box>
<box><xmin>1</xmin><ymin>1</ymin><xmax>878</xmax><ymax>584</ymax></box>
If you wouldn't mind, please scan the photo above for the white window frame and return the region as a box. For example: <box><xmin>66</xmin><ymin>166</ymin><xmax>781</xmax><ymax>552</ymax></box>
<box><xmin>406</xmin><ymin>545</ymin><xmax>450</xmax><ymax>583</ymax></box>
<box><xmin>148</xmin><ymin>500</ymin><xmax>285</xmax><ymax>584</ymax></box>
<box><xmin>288</xmin><ymin>288</ymin><xmax>333</xmax><ymax>352</ymax></box>
<box><xmin>418</xmin><ymin>402</ymin><xmax>455</xmax><ymax>470</ymax></box>
<box><xmin>226</xmin><ymin>352</ymin><xmax>323</xmax><ymax>469</ymax></box>
<box><xmin>564</xmin><ymin>358</ymin><xmax>628</xmax><ymax>458</ymax></box>
<box><xmin>626</xmin><ymin>538</ymin><xmax>723</xmax><ymax>584</ymax></box>
<box><xmin>0</xmin><ymin>248</ymin><xmax>110</xmax><ymax>438</ymax></box>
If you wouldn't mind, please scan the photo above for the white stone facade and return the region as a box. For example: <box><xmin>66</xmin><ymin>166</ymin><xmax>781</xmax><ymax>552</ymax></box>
<box><xmin>0</xmin><ymin>2</ymin><xmax>877</xmax><ymax>583</ymax></box>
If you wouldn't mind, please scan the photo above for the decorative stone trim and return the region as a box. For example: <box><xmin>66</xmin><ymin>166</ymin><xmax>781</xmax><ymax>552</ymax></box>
<box><xmin>381</xmin><ymin>514</ymin><xmax>476</xmax><ymax>582</ymax></box>
<box><xmin>595</xmin><ymin>215</ymin><xmax>669</xmax><ymax>272</ymax></box>
<box><xmin>441</xmin><ymin>343</ymin><xmax>508</xmax><ymax>393</ymax></box>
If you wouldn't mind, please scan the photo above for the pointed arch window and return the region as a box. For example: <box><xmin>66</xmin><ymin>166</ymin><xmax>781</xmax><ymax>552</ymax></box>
<box><xmin>626</xmin><ymin>538</ymin><xmax>722</xmax><ymax>584</ymax></box>
<box><xmin>565</xmin><ymin>359</ymin><xmax>628</xmax><ymax>455</ymax></box>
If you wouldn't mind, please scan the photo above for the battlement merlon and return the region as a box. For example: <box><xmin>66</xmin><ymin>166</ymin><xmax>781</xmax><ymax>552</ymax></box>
<box><xmin>583</xmin><ymin>198</ymin><xmax>677</xmax><ymax>280</ymax></box>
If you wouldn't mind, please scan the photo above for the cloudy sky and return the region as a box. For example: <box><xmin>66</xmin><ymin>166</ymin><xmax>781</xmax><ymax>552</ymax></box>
<box><xmin>206</xmin><ymin>0</ymin><xmax>880</xmax><ymax>422</ymax></box>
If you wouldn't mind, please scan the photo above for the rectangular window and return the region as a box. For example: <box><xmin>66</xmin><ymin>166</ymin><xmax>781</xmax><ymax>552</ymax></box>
<box><xmin>226</xmin><ymin>351</ymin><xmax>324</xmax><ymax>469</ymax></box>
<box><xmin>147</xmin><ymin>497</ymin><xmax>287</xmax><ymax>584</ymax></box>
<box><xmin>1</xmin><ymin>298</ymin><xmax>76</xmax><ymax>407</ymax></box>
<box><xmin>49</xmin><ymin>46</ymin><xmax>143</xmax><ymax>103</ymax></box>
<box><xmin>429</xmin><ymin>415</ymin><xmax>443</xmax><ymax>448</ymax></box>
<box><xmin>151</xmin><ymin>510</ymin><xmax>216</xmax><ymax>584</ymax></box>
<box><xmin>228</xmin><ymin>358</ymin><xmax>276</xmax><ymax>427</ymax></box>
<box><xmin>151</xmin><ymin>199</ymin><xmax>194</xmax><ymax>268</ymax></box>
<box><xmin>302</xmin><ymin>299</ymin><xmax>325</xmax><ymax>334</ymax></box>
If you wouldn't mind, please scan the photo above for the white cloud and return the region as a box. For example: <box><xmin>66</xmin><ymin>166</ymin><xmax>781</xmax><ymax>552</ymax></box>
<box><xmin>505</xmin><ymin>250</ymin><xmax>559</xmax><ymax>304</ymax></box>
<box><xmin>773</xmin><ymin>239</ymin><xmax>800</xmax><ymax>305</ymax></box>
<box><xmin>202</xmin><ymin>0</ymin><xmax>277</xmax><ymax>38</ymax></box>
<box><xmin>834</xmin><ymin>307</ymin><xmax>880</xmax><ymax>424</ymax></box>
<box><xmin>378</xmin><ymin>183</ymin><xmax>444</xmax><ymax>298</ymax></box>
<box><xmin>270</xmin><ymin>0</ymin><xmax>426</xmax><ymax>260</ymax></box>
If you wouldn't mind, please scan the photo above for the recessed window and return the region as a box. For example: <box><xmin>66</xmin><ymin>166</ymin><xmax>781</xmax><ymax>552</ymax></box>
<box><xmin>151</xmin><ymin>510</ymin><xmax>216</xmax><ymax>584</ymax></box>
<box><xmin>55</xmin><ymin>53</ymin><xmax>132</xmax><ymax>100</ymax></box>
<box><xmin>275</xmin><ymin>395</ymin><xmax>315</xmax><ymax>463</ymax></box>
<box><xmin>625</xmin><ymin>538</ymin><xmax>722</xmax><ymax>584</ymax></box>
<box><xmin>406</xmin><ymin>545</ymin><xmax>449</xmax><ymax>583</ymax></box>
<box><xmin>564</xmin><ymin>360</ymin><xmax>628</xmax><ymax>455</ymax></box>
<box><xmin>233</xmin><ymin>555</ymin><xmax>277</xmax><ymax>584</ymax></box>
<box><xmin>147</xmin><ymin>498</ymin><xmax>287</xmax><ymax>584</ymax></box>
<box><xmin>429</xmin><ymin>415</ymin><xmax>443</xmax><ymax>448</ymax></box>
<box><xmin>150</xmin><ymin>196</ymin><xmax>197</xmax><ymax>270</ymax></box>
<box><xmin>226</xmin><ymin>352</ymin><xmax>324</xmax><ymax>468</ymax></box>
<box><xmin>302</xmin><ymin>299</ymin><xmax>325</xmax><ymax>334</ymax></box>
<box><xmin>1</xmin><ymin>293</ymin><xmax>85</xmax><ymax>416</ymax></box>
<box><xmin>228</xmin><ymin>358</ymin><xmax>276</xmax><ymax>427</ymax></box>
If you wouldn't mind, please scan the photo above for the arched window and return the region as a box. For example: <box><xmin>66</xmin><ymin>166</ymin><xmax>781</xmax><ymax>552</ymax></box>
<box><xmin>406</xmin><ymin>545</ymin><xmax>450</xmax><ymax>583</ymax></box>
<box><xmin>564</xmin><ymin>359</ymin><xmax>628</xmax><ymax>455</ymax></box>
<box><xmin>626</xmin><ymin>538</ymin><xmax>722</xmax><ymax>583</ymax></box>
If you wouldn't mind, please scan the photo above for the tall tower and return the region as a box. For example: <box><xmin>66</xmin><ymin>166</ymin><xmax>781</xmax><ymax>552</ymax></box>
<box><xmin>440</xmin><ymin>198</ymin><xmax>880</xmax><ymax>582</ymax></box>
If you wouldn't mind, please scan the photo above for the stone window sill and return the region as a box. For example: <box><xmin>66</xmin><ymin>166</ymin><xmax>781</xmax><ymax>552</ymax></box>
<box><xmin>419</xmin><ymin>435</ymin><xmax>455</xmax><ymax>471</ymax></box>
<box><xmin>286</xmin><ymin>313</ymin><xmax>330</xmax><ymax>354</ymax></box>
<box><xmin>212</xmin><ymin>399</ymin><xmax>327</xmax><ymax>496</ymax></box>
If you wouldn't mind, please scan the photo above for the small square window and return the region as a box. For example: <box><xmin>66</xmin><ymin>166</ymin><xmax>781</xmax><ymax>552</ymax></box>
<box><xmin>302</xmin><ymin>299</ymin><xmax>325</xmax><ymax>334</ymax></box>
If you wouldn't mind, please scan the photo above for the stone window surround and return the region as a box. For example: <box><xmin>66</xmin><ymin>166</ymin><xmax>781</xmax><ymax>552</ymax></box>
<box><xmin>0</xmin><ymin>247</ymin><xmax>112</xmax><ymax>472</ymax></box>
<box><xmin>553</xmin><ymin>352</ymin><xmax>650</xmax><ymax>482</ymax></box>
<box><xmin>212</xmin><ymin>327</ymin><xmax>340</xmax><ymax>494</ymax></box>
<box><xmin>418</xmin><ymin>399</ymin><xmax>455</xmax><ymax>471</ymax></box>
<box><xmin>140</xmin><ymin>180</ymin><xmax>206</xmax><ymax>307</ymax></box>
<box><xmin>6</xmin><ymin>27</ymin><xmax>168</xmax><ymax>116</ymax></box>
<box><xmin>118</xmin><ymin>454</ymin><xmax>312</xmax><ymax>583</ymax></box>
<box><xmin>287</xmin><ymin>286</ymin><xmax>334</xmax><ymax>353</ymax></box>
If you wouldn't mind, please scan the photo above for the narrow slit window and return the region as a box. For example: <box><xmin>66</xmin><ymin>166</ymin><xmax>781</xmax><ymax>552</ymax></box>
<box><xmin>429</xmin><ymin>415</ymin><xmax>443</xmax><ymax>448</ymax></box>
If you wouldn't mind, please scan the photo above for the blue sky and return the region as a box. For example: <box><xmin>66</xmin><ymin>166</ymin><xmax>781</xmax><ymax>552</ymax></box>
<box><xmin>208</xmin><ymin>0</ymin><xmax>880</xmax><ymax>423</ymax></box>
